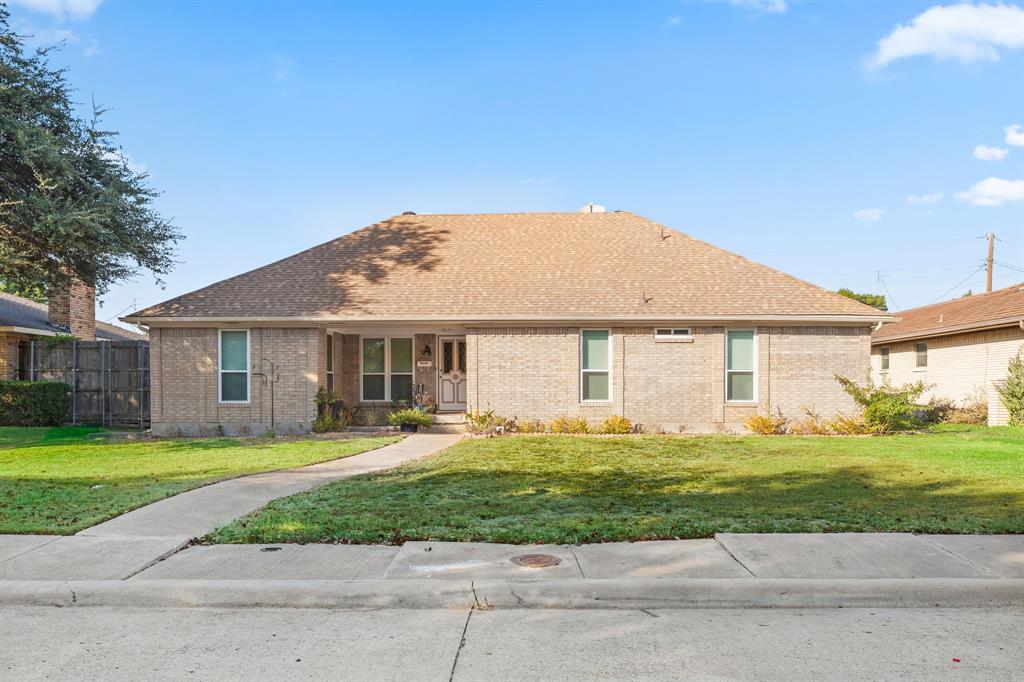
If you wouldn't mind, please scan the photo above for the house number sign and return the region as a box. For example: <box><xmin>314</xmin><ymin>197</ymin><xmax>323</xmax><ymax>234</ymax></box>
<box><xmin>417</xmin><ymin>360</ymin><xmax>433</xmax><ymax>368</ymax></box>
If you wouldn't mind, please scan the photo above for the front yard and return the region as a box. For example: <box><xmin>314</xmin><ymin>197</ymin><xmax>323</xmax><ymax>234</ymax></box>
<box><xmin>211</xmin><ymin>426</ymin><xmax>1024</xmax><ymax>545</ymax></box>
<box><xmin>0</xmin><ymin>427</ymin><xmax>399</xmax><ymax>534</ymax></box>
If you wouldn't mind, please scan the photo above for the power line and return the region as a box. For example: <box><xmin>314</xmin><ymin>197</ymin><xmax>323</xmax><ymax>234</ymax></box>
<box><xmin>929</xmin><ymin>265</ymin><xmax>986</xmax><ymax>304</ymax></box>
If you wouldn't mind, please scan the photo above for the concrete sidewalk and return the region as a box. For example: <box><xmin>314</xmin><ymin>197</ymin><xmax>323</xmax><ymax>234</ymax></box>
<box><xmin>0</xmin><ymin>434</ymin><xmax>462</xmax><ymax>580</ymax></box>
<box><xmin>129</xmin><ymin>534</ymin><xmax>1024</xmax><ymax>582</ymax></box>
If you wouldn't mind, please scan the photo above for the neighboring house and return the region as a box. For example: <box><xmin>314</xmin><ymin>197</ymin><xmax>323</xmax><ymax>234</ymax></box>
<box><xmin>123</xmin><ymin>211</ymin><xmax>891</xmax><ymax>436</ymax></box>
<box><xmin>0</xmin><ymin>283</ymin><xmax>148</xmax><ymax>380</ymax></box>
<box><xmin>870</xmin><ymin>283</ymin><xmax>1024</xmax><ymax>426</ymax></box>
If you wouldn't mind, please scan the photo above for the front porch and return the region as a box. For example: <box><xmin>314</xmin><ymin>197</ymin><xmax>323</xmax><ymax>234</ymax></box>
<box><xmin>326</xmin><ymin>327</ymin><xmax>470</xmax><ymax>422</ymax></box>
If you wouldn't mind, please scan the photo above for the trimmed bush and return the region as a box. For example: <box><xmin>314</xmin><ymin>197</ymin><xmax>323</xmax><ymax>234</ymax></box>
<box><xmin>386</xmin><ymin>409</ymin><xmax>434</xmax><ymax>428</ymax></box>
<box><xmin>0</xmin><ymin>381</ymin><xmax>70</xmax><ymax>426</ymax></box>
<box><xmin>550</xmin><ymin>415</ymin><xmax>590</xmax><ymax>434</ymax></box>
<box><xmin>744</xmin><ymin>410</ymin><xmax>788</xmax><ymax>435</ymax></box>
<box><xmin>599</xmin><ymin>415</ymin><xmax>633</xmax><ymax>434</ymax></box>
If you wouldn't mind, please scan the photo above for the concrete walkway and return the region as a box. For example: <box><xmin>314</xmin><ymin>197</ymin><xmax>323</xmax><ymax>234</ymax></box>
<box><xmin>0</xmin><ymin>434</ymin><xmax>462</xmax><ymax>580</ymax></box>
<box><xmin>128</xmin><ymin>534</ymin><xmax>1023</xmax><ymax>583</ymax></box>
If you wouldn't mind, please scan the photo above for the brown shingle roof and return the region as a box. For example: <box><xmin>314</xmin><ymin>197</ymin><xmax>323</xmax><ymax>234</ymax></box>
<box><xmin>126</xmin><ymin>212</ymin><xmax>889</xmax><ymax>323</ymax></box>
<box><xmin>872</xmin><ymin>282</ymin><xmax>1024</xmax><ymax>344</ymax></box>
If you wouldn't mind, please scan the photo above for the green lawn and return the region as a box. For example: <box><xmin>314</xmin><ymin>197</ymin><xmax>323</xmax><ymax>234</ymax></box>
<box><xmin>0</xmin><ymin>427</ymin><xmax>399</xmax><ymax>534</ymax></box>
<box><xmin>211</xmin><ymin>425</ymin><xmax>1024</xmax><ymax>545</ymax></box>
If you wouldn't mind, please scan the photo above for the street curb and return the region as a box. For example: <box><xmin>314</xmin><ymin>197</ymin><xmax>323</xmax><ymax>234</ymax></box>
<box><xmin>2</xmin><ymin>578</ymin><xmax>1022</xmax><ymax>610</ymax></box>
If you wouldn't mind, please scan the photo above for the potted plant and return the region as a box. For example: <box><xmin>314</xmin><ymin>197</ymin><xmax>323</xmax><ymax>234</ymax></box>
<box><xmin>387</xmin><ymin>408</ymin><xmax>434</xmax><ymax>433</ymax></box>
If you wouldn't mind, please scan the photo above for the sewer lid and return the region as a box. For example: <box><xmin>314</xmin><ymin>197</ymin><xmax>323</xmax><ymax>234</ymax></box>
<box><xmin>511</xmin><ymin>553</ymin><xmax>561</xmax><ymax>568</ymax></box>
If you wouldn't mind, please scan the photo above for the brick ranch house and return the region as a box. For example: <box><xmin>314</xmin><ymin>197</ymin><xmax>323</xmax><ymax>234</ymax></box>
<box><xmin>123</xmin><ymin>211</ymin><xmax>892</xmax><ymax>436</ymax></box>
<box><xmin>871</xmin><ymin>282</ymin><xmax>1024</xmax><ymax>426</ymax></box>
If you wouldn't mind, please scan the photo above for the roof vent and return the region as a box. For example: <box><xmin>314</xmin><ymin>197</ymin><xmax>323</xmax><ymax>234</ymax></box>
<box><xmin>401</xmin><ymin>211</ymin><xmax>416</xmax><ymax>215</ymax></box>
<box><xmin>578</xmin><ymin>203</ymin><xmax>606</xmax><ymax>213</ymax></box>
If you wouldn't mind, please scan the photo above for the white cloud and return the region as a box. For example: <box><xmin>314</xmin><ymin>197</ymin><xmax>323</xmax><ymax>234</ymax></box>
<box><xmin>1006</xmin><ymin>124</ymin><xmax>1024</xmax><ymax>146</ymax></box>
<box><xmin>973</xmin><ymin>144</ymin><xmax>1008</xmax><ymax>160</ymax></box>
<box><xmin>854</xmin><ymin>208</ymin><xmax>884</xmax><ymax>222</ymax></box>
<box><xmin>955</xmin><ymin>177</ymin><xmax>1024</xmax><ymax>206</ymax></box>
<box><xmin>907</xmin><ymin>192</ymin><xmax>943</xmax><ymax>204</ymax></box>
<box><xmin>82</xmin><ymin>37</ymin><xmax>100</xmax><ymax>57</ymax></box>
<box><xmin>667</xmin><ymin>16</ymin><xmax>681</xmax><ymax>26</ymax></box>
<box><xmin>730</xmin><ymin>0</ymin><xmax>787</xmax><ymax>14</ymax></box>
<box><xmin>867</xmin><ymin>3</ymin><xmax>1024</xmax><ymax>68</ymax></box>
<box><xmin>7</xmin><ymin>0</ymin><xmax>103</xmax><ymax>22</ymax></box>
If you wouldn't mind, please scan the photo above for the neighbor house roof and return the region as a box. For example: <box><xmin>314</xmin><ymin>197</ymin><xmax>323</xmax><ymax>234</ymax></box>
<box><xmin>0</xmin><ymin>292</ymin><xmax>148</xmax><ymax>341</ymax></box>
<box><xmin>872</xmin><ymin>282</ymin><xmax>1024</xmax><ymax>344</ymax></box>
<box><xmin>125</xmin><ymin>212</ymin><xmax>890</xmax><ymax>324</ymax></box>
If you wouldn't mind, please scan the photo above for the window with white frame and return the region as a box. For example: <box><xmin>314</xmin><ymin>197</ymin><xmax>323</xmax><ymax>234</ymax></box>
<box><xmin>326</xmin><ymin>334</ymin><xmax>334</xmax><ymax>394</ymax></box>
<box><xmin>361</xmin><ymin>337</ymin><xmax>413</xmax><ymax>402</ymax></box>
<box><xmin>580</xmin><ymin>329</ymin><xmax>611</xmax><ymax>402</ymax></box>
<box><xmin>219</xmin><ymin>330</ymin><xmax>249</xmax><ymax>403</ymax></box>
<box><xmin>654</xmin><ymin>328</ymin><xmax>691</xmax><ymax>339</ymax></box>
<box><xmin>725</xmin><ymin>329</ymin><xmax>755</xmax><ymax>402</ymax></box>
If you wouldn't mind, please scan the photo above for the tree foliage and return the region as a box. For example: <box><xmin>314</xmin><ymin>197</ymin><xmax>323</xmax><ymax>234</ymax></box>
<box><xmin>0</xmin><ymin>8</ymin><xmax>180</xmax><ymax>296</ymax></box>
<box><xmin>837</xmin><ymin>288</ymin><xmax>887</xmax><ymax>311</ymax></box>
<box><xmin>996</xmin><ymin>347</ymin><xmax>1024</xmax><ymax>426</ymax></box>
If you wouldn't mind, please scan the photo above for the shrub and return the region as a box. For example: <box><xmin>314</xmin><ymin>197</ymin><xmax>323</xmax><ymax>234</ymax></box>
<box><xmin>0</xmin><ymin>381</ymin><xmax>70</xmax><ymax>426</ymax></box>
<box><xmin>944</xmin><ymin>390</ymin><xmax>989</xmax><ymax>425</ymax></box>
<box><xmin>835</xmin><ymin>375</ymin><xmax>928</xmax><ymax>433</ymax></box>
<box><xmin>599</xmin><ymin>415</ymin><xmax>633</xmax><ymax>434</ymax></box>
<box><xmin>744</xmin><ymin>409</ymin><xmax>788</xmax><ymax>435</ymax></box>
<box><xmin>789</xmin><ymin>409</ymin><xmax>831</xmax><ymax>435</ymax></box>
<box><xmin>386</xmin><ymin>409</ymin><xmax>434</xmax><ymax>428</ymax></box>
<box><xmin>516</xmin><ymin>419</ymin><xmax>547</xmax><ymax>433</ymax></box>
<box><xmin>312</xmin><ymin>412</ymin><xmax>336</xmax><ymax>433</ymax></box>
<box><xmin>466</xmin><ymin>409</ymin><xmax>512</xmax><ymax>435</ymax></box>
<box><xmin>997</xmin><ymin>348</ymin><xmax>1024</xmax><ymax>426</ymax></box>
<box><xmin>826</xmin><ymin>413</ymin><xmax>874</xmax><ymax>435</ymax></box>
<box><xmin>550</xmin><ymin>415</ymin><xmax>590</xmax><ymax>434</ymax></box>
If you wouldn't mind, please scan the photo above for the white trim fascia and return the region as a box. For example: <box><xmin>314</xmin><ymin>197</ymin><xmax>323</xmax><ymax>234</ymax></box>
<box><xmin>0</xmin><ymin>326</ymin><xmax>59</xmax><ymax>337</ymax></box>
<box><xmin>128</xmin><ymin>313</ymin><xmax>894</xmax><ymax>325</ymax></box>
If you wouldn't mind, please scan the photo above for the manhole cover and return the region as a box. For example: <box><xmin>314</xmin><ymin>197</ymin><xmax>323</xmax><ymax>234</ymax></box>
<box><xmin>511</xmin><ymin>553</ymin><xmax>561</xmax><ymax>568</ymax></box>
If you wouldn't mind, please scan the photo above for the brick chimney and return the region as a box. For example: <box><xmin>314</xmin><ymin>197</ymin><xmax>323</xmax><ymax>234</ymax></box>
<box><xmin>48</xmin><ymin>277</ymin><xmax>96</xmax><ymax>340</ymax></box>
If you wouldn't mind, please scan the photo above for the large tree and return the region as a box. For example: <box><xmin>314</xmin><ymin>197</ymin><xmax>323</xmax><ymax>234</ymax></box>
<box><xmin>0</xmin><ymin>6</ymin><xmax>179</xmax><ymax>296</ymax></box>
<box><xmin>837</xmin><ymin>288</ymin><xmax>887</xmax><ymax>311</ymax></box>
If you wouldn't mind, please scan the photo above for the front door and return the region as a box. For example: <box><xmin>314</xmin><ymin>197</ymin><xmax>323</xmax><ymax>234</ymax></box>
<box><xmin>438</xmin><ymin>336</ymin><xmax>467</xmax><ymax>412</ymax></box>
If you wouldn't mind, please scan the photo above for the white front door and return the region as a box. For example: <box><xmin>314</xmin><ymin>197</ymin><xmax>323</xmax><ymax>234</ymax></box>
<box><xmin>438</xmin><ymin>336</ymin><xmax>467</xmax><ymax>412</ymax></box>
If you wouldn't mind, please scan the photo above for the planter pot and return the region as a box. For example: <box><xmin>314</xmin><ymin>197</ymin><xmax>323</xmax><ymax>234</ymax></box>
<box><xmin>399</xmin><ymin>423</ymin><xmax>419</xmax><ymax>433</ymax></box>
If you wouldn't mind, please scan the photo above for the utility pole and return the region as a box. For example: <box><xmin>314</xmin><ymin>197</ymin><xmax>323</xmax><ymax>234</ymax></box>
<box><xmin>986</xmin><ymin>232</ymin><xmax>995</xmax><ymax>293</ymax></box>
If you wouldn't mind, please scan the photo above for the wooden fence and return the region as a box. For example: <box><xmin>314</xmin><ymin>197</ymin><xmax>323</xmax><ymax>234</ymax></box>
<box><xmin>20</xmin><ymin>340</ymin><xmax>150</xmax><ymax>427</ymax></box>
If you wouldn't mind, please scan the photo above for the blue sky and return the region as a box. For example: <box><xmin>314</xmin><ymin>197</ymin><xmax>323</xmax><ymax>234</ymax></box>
<box><xmin>7</xmin><ymin>0</ymin><xmax>1024</xmax><ymax>326</ymax></box>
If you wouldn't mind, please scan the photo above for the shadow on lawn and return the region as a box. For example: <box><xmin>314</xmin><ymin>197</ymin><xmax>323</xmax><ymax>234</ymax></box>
<box><xmin>228</xmin><ymin>462</ymin><xmax>1024</xmax><ymax>544</ymax></box>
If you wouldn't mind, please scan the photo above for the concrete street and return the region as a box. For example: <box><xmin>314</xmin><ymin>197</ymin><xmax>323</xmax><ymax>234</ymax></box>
<box><xmin>2</xmin><ymin>605</ymin><xmax>1020</xmax><ymax>681</ymax></box>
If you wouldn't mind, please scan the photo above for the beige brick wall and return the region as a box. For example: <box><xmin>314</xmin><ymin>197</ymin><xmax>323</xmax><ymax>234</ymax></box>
<box><xmin>149</xmin><ymin>326</ymin><xmax>323</xmax><ymax>436</ymax></box>
<box><xmin>871</xmin><ymin>325</ymin><xmax>1024</xmax><ymax>426</ymax></box>
<box><xmin>467</xmin><ymin>325</ymin><xmax>870</xmax><ymax>431</ymax></box>
<box><xmin>0</xmin><ymin>332</ymin><xmax>24</xmax><ymax>380</ymax></box>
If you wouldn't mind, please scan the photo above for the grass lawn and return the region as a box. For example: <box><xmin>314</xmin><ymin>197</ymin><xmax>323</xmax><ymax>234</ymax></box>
<box><xmin>0</xmin><ymin>426</ymin><xmax>399</xmax><ymax>534</ymax></box>
<box><xmin>211</xmin><ymin>425</ymin><xmax>1024</xmax><ymax>545</ymax></box>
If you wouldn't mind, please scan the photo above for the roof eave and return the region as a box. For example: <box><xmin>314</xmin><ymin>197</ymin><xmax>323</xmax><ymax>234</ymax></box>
<box><xmin>872</xmin><ymin>317</ymin><xmax>1024</xmax><ymax>344</ymax></box>
<box><xmin>124</xmin><ymin>313</ymin><xmax>894</xmax><ymax>325</ymax></box>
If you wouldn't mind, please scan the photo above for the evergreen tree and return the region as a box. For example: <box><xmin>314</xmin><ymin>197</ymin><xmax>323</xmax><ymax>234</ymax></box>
<box><xmin>0</xmin><ymin>7</ymin><xmax>180</xmax><ymax>296</ymax></box>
